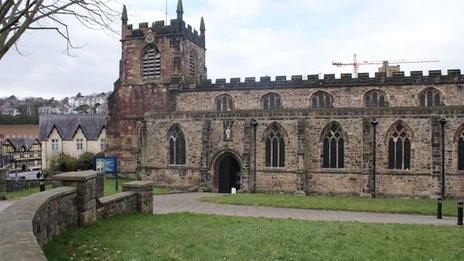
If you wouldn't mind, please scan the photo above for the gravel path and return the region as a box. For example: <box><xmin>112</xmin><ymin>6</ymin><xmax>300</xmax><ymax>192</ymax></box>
<box><xmin>153</xmin><ymin>193</ymin><xmax>457</xmax><ymax>226</ymax></box>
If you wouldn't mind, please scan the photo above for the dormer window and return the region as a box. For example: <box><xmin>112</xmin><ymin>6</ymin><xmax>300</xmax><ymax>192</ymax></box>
<box><xmin>76</xmin><ymin>139</ymin><xmax>84</xmax><ymax>151</ymax></box>
<box><xmin>51</xmin><ymin>139</ymin><xmax>59</xmax><ymax>151</ymax></box>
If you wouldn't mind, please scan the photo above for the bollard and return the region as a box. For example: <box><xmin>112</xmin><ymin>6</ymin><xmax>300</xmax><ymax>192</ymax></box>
<box><xmin>437</xmin><ymin>197</ymin><xmax>443</xmax><ymax>220</ymax></box>
<box><xmin>37</xmin><ymin>171</ymin><xmax>45</xmax><ymax>192</ymax></box>
<box><xmin>39</xmin><ymin>182</ymin><xmax>46</xmax><ymax>192</ymax></box>
<box><xmin>458</xmin><ymin>201</ymin><xmax>463</xmax><ymax>226</ymax></box>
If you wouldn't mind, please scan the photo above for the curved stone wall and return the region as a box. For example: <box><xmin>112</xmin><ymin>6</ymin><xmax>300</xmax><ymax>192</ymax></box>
<box><xmin>0</xmin><ymin>171</ymin><xmax>154</xmax><ymax>260</ymax></box>
<box><xmin>0</xmin><ymin>187</ymin><xmax>78</xmax><ymax>260</ymax></box>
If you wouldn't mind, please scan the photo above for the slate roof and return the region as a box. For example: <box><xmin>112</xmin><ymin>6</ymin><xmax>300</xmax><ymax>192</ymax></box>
<box><xmin>3</xmin><ymin>138</ymin><xmax>39</xmax><ymax>150</ymax></box>
<box><xmin>39</xmin><ymin>115</ymin><xmax>107</xmax><ymax>141</ymax></box>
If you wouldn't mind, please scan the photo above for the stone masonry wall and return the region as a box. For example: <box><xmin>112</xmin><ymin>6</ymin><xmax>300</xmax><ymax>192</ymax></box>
<box><xmin>175</xmin><ymin>83</ymin><xmax>463</xmax><ymax>111</ymax></box>
<box><xmin>142</xmin><ymin>107</ymin><xmax>464</xmax><ymax>198</ymax></box>
<box><xmin>97</xmin><ymin>192</ymin><xmax>138</xmax><ymax>219</ymax></box>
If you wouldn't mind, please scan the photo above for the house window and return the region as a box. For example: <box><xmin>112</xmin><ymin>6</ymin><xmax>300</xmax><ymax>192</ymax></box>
<box><xmin>142</xmin><ymin>47</ymin><xmax>161</xmax><ymax>79</ymax></box>
<box><xmin>262</xmin><ymin>93</ymin><xmax>283</xmax><ymax>110</ymax></box>
<box><xmin>388</xmin><ymin>121</ymin><xmax>412</xmax><ymax>170</ymax></box>
<box><xmin>189</xmin><ymin>52</ymin><xmax>196</xmax><ymax>78</ymax></box>
<box><xmin>311</xmin><ymin>91</ymin><xmax>334</xmax><ymax>108</ymax></box>
<box><xmin>168</xmin><ymin>125</ymin><xmax>186</xmax><ymax>165</ymax></box>
<box><xmin>419</xmin><ymin>87</ymin><xmax>441</xmax><ymax>107</ymax></box>
<box><xmin>365</xmin><ymin>90</ymin><xmax>387</xmax><ymax>107</ymax></box>
<box><xmin>100</xmin><ymin>139</ymin><xmax>107</xmax><ymax>151</ymax></box>
<box><xmin>76</xmin><ymin>139</ymin><xmax>84</xmax><ymax>151</ymax></box>
<box><xmin>215</xmin><ymin>94</ymin><xmax>234</xmax><ymax>111</ymax></box>
<box><xmin>51</xmin><ymin>139</ymin><xmax>59</xmax><ymax>151</ymax></box>
<box><xmin>322</xmin><ymin>122</ymin><xmax>345</xmax><ymax>169</ymax></box>
<box><xmin>458</xmin><ymin>129</ymin><xmax>464</xmax><ymax>171</ymax></box>
<box><xmin>265</xmin><ymin>124</ymin><xmax>285</xmax><ymax>168</ymax></box>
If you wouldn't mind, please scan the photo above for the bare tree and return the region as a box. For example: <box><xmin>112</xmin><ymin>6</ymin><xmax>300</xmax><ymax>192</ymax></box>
<box><xmin>0</xmin><ymin>0</ymin><xmax>118</xmax><ymax>60</ymax></box>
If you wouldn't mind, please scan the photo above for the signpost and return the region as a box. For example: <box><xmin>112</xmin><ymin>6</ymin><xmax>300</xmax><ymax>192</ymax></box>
<box><xmin>93</xmin><ymin>157</ymin><xmax>118</xmax><ymax>191</ymax></box>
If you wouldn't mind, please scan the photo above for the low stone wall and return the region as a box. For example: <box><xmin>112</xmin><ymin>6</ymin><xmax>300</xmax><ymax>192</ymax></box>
<box><xmin>0</xmin><ymin>170</ymin><xmax>154</xmax><ymax>260</ymax></box>
<box><xmin>4</xmin><ymin>179</ymin><xmax>55</xmax><ymax>192</ymax></box>
<box><xmin>122</xmin><ymin>181</ymin><xmax>154</xmax><ymax>213</ymax></box>
<box><xmin>97</xmin><ymin>192</ymin><xmax>138</xmax><ymax>219</ymax></box>
<box><xmin>0</xmin><ymin>187</ymin><xmax>78</xmax><ymax>260</ymax></box>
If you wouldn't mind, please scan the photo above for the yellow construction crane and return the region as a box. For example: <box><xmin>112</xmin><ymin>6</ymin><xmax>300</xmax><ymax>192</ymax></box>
<box><xmin>332</xmin><ymin>54</ymin><xmax>439</xmax><ymax>77</ymax></box>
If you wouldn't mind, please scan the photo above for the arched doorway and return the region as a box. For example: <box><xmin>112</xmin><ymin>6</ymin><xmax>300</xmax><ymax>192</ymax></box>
<box><xmin>215</xmin><ymin>153</ymin><xmax>241</xmax><ymax>193</ymax></box>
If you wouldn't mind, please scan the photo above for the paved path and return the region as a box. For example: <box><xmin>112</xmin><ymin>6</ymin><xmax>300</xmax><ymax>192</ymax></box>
<box><xmin>0</xmin><ymin>200</ymin><xmax>14</xmax><ymax>213</ymax></box>
<box><xmin>154</xmin><ymin>193</ymin><xmax>457</xmax><ymax>226</ymax></box>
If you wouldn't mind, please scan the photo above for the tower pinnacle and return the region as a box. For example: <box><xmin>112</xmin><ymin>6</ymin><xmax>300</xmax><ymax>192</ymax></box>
<box><xmin>200</xmin><ymin>17</ymin><xmax>206</xmax><ymax>47</ymax></box>
<box><xmin>177</xmin><ymin>0</ymin><xmax>184</xmax><ymax>20</ymax></box>
<box><xmin>200</xmin><ymin>17</ymin><xmax>205</xmax><ymax>33</ymax></box>
<box><xmin>121</xmin><ymin>5</ymin><xmax>128</xmax><ymax>25</ymax></box>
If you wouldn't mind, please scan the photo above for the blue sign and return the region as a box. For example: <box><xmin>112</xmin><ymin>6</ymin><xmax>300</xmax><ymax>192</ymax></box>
<box><xmin>94</xmin><ymin>157</ymin><xmax>118</xmax><ymax>174</ymax></box>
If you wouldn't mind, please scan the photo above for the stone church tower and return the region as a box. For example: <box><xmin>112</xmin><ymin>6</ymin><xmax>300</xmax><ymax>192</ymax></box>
<box><xmin>107</xmin><ymin>0</ymin><xmax>207</xmax><ymax>175</ymax></box>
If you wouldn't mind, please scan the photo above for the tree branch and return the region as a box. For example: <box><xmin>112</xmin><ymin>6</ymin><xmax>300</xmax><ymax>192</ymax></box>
<box><xmin>0</xmin><ymin>0</ymin><xmax>118</xmax><ymax>60</ymax></box>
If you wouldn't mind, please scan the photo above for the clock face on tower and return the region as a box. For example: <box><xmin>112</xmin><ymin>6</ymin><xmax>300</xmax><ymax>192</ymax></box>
<box><xmin>146</xmin><ymin>30</ymin><xmax>155</xmax><ymax>44</ymax></box>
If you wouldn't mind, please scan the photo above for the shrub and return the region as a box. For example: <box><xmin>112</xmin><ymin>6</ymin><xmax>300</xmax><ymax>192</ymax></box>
<box><xmin>49</xmin><ymin>153</ymin><xmax>79</xmax><ymax>173</ymax></box>
<box><xmin>77</xmin><ymin>152</ymin><xmax>94</xmax><ymax>171</ymax></box>
<box><xmin>49</xmin><ymin>152</ymin><xmax>100</xmax><ymax>174</ymax></box>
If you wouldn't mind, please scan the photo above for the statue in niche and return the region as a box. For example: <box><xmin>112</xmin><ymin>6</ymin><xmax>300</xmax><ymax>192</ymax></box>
<box><xmin>225</xmin><ymin>125</ymin><xmax>232</xmax><ymax>141</ymax></box>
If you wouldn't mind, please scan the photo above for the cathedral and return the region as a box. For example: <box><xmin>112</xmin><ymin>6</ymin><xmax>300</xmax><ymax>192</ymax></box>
<box><xmin>108</xmin><ymin>1</ymin><xmax>464</xmax><ymax>198</ymax></box>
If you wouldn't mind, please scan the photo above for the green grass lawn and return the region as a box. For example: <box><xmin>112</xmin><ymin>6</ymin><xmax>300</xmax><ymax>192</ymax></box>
<box><xmin>5</xmin><ymin>185</ymin><xmax>52</xmax><ymax>200</ymax></box>
<box><xmin>43</xmin><ymin>213</ymin><xmax>464</xmax><ymax>260</ymax></box>
<box><xmin>153</xmin><ymin>186</ymin><xmax>170</xmax><ymax>195</ymax></box>
<box><xmin>104</xmin><ymin>178</ymin><xmax>172</xmax><ymax>196</ymax></box>
<box><xmin>103</xmin><ymin>178</ymin><xmax>131</xmax><ymax>196</ymax></box>
<box><xmin>202</xmin><ymin>193</ymin><xmax>459</xmax><ymax>217</ymax></box>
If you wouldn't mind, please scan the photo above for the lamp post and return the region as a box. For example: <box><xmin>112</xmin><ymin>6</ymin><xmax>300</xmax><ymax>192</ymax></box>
<box><xmin>439</xmin><ymin>116</ymin><xmax>447</xmax><ymax>200</ymax></box>
<box><xmin>251</xmin><ymin>119</ymin><xmax>258</xmax><ymax>194</ymax></box>
<box><xmin>371</xmin><ymin>119</ymin><xmax>379</xmax><ymax>198</ymax></box>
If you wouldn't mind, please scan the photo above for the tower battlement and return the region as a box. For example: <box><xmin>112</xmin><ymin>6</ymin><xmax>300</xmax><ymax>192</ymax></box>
<box><xmin>121</xmin><ymin>0</ymin><xmax>205</xmax><ymax>49</ymax></box>
<box><xmin>123</xmin><ymin>19</ymin><xmax>204</xmax><ymax>48</ymax></box>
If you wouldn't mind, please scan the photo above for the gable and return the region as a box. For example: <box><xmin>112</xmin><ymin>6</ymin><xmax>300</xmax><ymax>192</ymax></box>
<box><xmin>39</xmin><ymin>115</ymin><xmax>107</xmax><ymax>141</ymax></box>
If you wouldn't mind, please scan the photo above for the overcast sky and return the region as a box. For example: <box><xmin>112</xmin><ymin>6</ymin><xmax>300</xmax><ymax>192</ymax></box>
<box><xmin>1</xmin><ymin>0</ymin><xmax>463</xmax><ymax>99</ymax></box>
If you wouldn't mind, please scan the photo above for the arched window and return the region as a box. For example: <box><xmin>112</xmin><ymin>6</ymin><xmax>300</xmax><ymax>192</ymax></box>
<box><xmin>419</xmin><ymin>88</ymin><xmax>441</xmax><ymax>107</ymax></box>
<box><xmin>364</xmin><ymin>90</ymin><xmax>388</xmax><ymax>107</ymax></box>
<box><xmin>189</xmin><ymin>52</ymin><xmax>196</xmax><ymax>78</ymax></box>
<box><xmin>264</xmin><ymin>123</ymin><xmax>285</xmax><ymax>167</ymax></box>
<box><xmin>458</xmin><ymin>128</ymin><xmax>464</xmax><ymax>171</ymax></box>
<box><xmin>322</xmin><ymin>122</ymin><xmax>345</xmax><ymax>168</ymax></box>
<box><xmin>262</xmin><ymin>93</ymin><xmax>283</xmax><ymax>110</ymax></box>
<box><xmin>168</xmin><ymin>124</ymin><xmax>186</xmax><ymax>165</ymax></box>
<box><xmin>387</xmin><ymin>121</ymin><xmax>412</xmax><ymax>170</ymax></box>
<box><xmin>142</xmin><ymin>46</ymin><xmax>161</xmax><ymax>79</ymax></box>
<box><xmin>311</xmin><ymin>91</ymin><xmax>334</xmax><ymax>108</ymax></box>
<box><xmin>215</xmin><ymin>94</ymin><xmax>234</xmax><ymax>111</ymax></box>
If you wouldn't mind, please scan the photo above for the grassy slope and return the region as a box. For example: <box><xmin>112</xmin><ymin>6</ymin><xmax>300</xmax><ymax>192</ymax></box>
<box><xmin>202</xmin><ymin>193</ymin><xmax>458</xmax><ymax>216</ymax></box>
<box><xmin>44</xmin><ymin>213</ymin><xmax>464</xmax><ymax>260</ymax></box>
<box><xmin>6</xmin><ymin>179</ymin><xmax>170</xmax><ymax>200</ymax></box>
